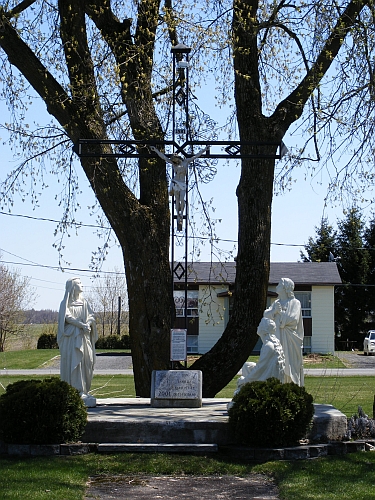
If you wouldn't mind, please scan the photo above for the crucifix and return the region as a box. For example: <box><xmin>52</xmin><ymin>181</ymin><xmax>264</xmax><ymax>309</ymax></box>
<box><xmin>150</xmin><ymin>145</ymin><xmax>209</xmax><ymax>231</ymax></box>
<box><xmin>74</xmin><ymin>43</ymin><xmax>284</xmax><ymax>361</ymax></box>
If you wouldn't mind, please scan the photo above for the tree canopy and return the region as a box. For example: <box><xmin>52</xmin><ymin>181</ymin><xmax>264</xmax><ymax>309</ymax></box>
<box><xmin>300</xmin><ymin>218</ymin><xmax>337</xmax><ymax>263</ymax></box>
<box><xmin>0</xmin><ymin>257</ymin><xmax>35</xmax><ymax>351</ymax></box>
<box><xmin>302</xmin><ymin>209</ymin><xmax>375</xmax><ymax>344</ymax></box>
<box><xmin>1</xmin><ymin>1</ymin><xmax>375</xmax><ymax>394</ymax></box>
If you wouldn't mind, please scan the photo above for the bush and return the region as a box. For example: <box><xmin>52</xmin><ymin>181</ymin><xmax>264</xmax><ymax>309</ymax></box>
<box><xmin>37</xmin><ymin>333</ymin><xmax>58</xmax><ymax>349</ymax></box>
<box><xmin>0</xmin><ymin>378</ymin><xmax>87</xmax><ymax>444</ymax></box>
<box><xmin>95</xmin><ymin>334</ymin><xmax>131</xmax><ymax>350</ymax></box>
<box><xmin>228</xmin><ymin>377</ymin><xmax>314</xmax><ymax>448</ymax></box>
<box><xmin>346</xmin><ymin>406</ymin><xmax>375</xmax><ymax>440</ymax></box>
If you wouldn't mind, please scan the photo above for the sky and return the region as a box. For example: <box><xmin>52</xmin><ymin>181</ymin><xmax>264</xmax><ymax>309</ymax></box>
<box><xmin>0</xmin><ymin>149</ymin><xmax>362</xmax><ymax>311</ymax></box>
<box><xmin>0</xmin><ymin>57</ymin><xmax>373</xmax><ymax>312</ymax></box>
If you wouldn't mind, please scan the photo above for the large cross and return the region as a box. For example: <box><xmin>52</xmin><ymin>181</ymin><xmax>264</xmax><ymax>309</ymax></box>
<box><xmin>74</xmin><ymin>44</ymin><xmax>284</xmax><ymax>364</ymax></box>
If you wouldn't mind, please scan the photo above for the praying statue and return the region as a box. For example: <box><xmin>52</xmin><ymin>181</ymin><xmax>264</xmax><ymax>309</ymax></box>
<box><xmin>228</xmin><ymin>317</ymin><xmax>285</xmax><ymax>409</ymax></box>
<box><xmin>236</xmin><ymin>318</ymin><xmax>285</xmax><ymax>390</ymax></box>
<box><xmin>150</xmin><ymin>145</ymin><xmax>209</xmax><ymax>231</ymax></box>
<box><xmin>58</xmin><ymin>278</ymin><xmax>98</xmax><ymax>407</ymax></box>
<box><xmin>264</xmin><ymin>277</ymin><xmax>304</xmax><ymax>386</ymax></box>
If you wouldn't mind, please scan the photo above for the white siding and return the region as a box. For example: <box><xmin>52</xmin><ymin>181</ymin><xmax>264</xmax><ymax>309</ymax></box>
<box><xmin>198</xmin><ymin>285</ymin><xmax>227</xmax><ymax>354</ymax></box>
<box><xmin>195</xmin><ymin>284</ymin><xmax>336</xmax><ymax>355</ymax></box>
<box><xmin>311</xmin><ymin>286</ymin><xmax>335</xmax><ymax>353</ymax></box>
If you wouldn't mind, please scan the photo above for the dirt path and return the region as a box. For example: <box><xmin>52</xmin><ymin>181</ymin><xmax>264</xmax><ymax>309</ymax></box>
<box><xmin>85</xmin><ymin>474</ymin><xmax>280</xmax><ymax>500</ymax></box>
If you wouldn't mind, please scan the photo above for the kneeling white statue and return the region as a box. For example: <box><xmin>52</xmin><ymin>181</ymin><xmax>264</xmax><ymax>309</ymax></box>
<box><xmin>228</xmin><ymin>317</ymin><xmax>285</xmax><ymax>409</ymax></box>
<box><xmin>58</xmin><ymin>278</ymin><xmax>98</xmax><ymax>407</ymax></box>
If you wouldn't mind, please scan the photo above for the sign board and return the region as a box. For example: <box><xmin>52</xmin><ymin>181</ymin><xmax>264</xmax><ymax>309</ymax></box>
<box><xmin>170</xmin><ymin>328</ymin><xmax>187</xmax><ymax>361</ymax></box>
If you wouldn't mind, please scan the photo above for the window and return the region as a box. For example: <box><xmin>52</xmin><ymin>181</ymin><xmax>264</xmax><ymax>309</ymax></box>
<box><xmin>303</xmin><ymin>336</ymin><xmax>312</xmax><ymax>354</ymax></box>
<box><xmin>187</xmin><ymin>335</ymin><xmax>199</xmax><ymax>353</ymax></box>
<box><xmin>174</xmin><ymin>290</ymin><xmax>199</xmax><ymax>317</ymax></box>
<box><xmin>295</xmin><ymin>292</ymin><xmax>311</xmax><ymax>318</ymax></box>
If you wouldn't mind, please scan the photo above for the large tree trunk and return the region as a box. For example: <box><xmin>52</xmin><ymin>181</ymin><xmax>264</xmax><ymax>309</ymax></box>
<box><xmin>79</xmin><ymin>153</ymin><xmax>171</xmax><ymax>396</ymax></box>
<box><xmin>192</xmin><ymin>152</ymin><xmax>275</xmax><ymax>397</ymax></box>
<box><xmin>192</xmin><ymin>0</ymin><xmax>277</xmax><ymax>396</ymax></box>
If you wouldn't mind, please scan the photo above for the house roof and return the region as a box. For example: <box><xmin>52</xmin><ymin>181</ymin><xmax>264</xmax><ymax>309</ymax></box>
<box><xmin>179</xmin><ymin>261</ymin><xmax>342</xmax><ymax>286</ymax></box>
<box><xmin>269</xmin><ymin>262</ymin><xmax>342</xmax><ymax>285</ymax></box>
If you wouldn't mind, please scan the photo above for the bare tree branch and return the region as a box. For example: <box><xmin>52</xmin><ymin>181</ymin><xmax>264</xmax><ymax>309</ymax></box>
<box><xmin>273</xmin><ymin>0</ymin><xmax>369</xmax><ymax>130</ymax></box>
<box><xmin>6</xmin><ymin>0</ymin><xmax>37</xmax><ymax>19</ymax></box>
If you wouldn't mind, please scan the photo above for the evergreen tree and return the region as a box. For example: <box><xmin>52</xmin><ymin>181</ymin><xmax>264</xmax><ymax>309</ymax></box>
<box><xmin>300</xmin><ymin>218</ymin><xmax>337</xmax><ymax>262</ymax></box>
<box><xmin>335</xmin><ymin>209</ymin><xmax>370</xmax><ymax>344</ymax></box>
<box><xmin>364</xmin><ymin>215</ymin><xmax>375</xmax><ymax>329</ymax></box>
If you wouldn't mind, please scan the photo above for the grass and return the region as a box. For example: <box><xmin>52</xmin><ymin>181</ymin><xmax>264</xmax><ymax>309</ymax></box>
<box><xmin>0</xmin><ymin>349</ymin><xmax>130</xmax><ymax>370</ymax></box>
<box><xmin>1</xmin><ymin>350</ymin><xmax>375</xmax><ymax>499</ymax></box>
<box><xmin>0</xmin><ymin>349</ymin><xmax>59</xmax><ymax>369</ymax></box>
<box><xmin>4</xmin><ymin>324</ymin><xmax>53</xmax><ymax>351</ymax></box>
<box><xmin>0</xmin><ymin>375</ymin><xmax>137</xmax><ymax>400</ymax></box>
<box><xmin>306</xmin><ymin>376</ymin><xmax>375</xmax><ymax>417</ymax></box>
<box><xmin>0</xmin><ymin>350</ymin><xmax>374</xmax><ymax>416</ymax></box>
<box><xmin>258</xmin><ymin>453</ymin><xmax>375</xmax><ymax>500</ymax></box>
<box><xmin>0</xmin><ymin>374</ymin><xmax>374</xmax><ymax>417</ymax></box>
<box><xmin>1</xmin><ymin>452</ymin><xmax>375</xmax><ymax>500</ymax></box>
<box><xmin>0</xmin><ymin>349</ymin><xmax>346</xmax><ymax>370</ymax></box>
<box><xmin>303</xmin><ymin>353</ymin><xmax>346</xmax><ymax>369</ymax></box>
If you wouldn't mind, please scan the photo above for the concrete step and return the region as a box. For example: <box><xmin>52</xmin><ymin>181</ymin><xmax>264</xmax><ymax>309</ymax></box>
<box><xmin>97</xmin><ymin>443</ymin><xmax>218</xmax><ymax>454</ymax></box>
<box><xmin>83</xmin><ymin>398</ymin><xmax>348</xmax><ymax>446</ymax></box>
<box><xmin>84</xmin><ymin>398</ymin><xmax>229</xmax><ymax>445</ymax></box>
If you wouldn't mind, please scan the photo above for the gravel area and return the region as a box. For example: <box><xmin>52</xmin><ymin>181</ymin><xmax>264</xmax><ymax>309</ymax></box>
<box><xmin>337</xmin><ymin>351</ymin><xmax>375</xmax><ymax>368</ymax></box>
<box><xmin>95</xmin><ymin>353</ymin><xmax>133</xmax><ymax>370</ymax></box>
<box><xmin>45</xmin><ymin>353</ymin><xmax>133</xmax><ymax>371</ymax></box>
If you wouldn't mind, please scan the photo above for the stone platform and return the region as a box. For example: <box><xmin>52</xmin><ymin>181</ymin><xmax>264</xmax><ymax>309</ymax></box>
<box><xmin>83</xmin><ymin>398</ymin><xmax>347</xmax><ymax>445</ymax></box>
<box><xmin>1</xmin><ymin>399</ymin><xmax>358</xmax><ymax>460</ymax></box>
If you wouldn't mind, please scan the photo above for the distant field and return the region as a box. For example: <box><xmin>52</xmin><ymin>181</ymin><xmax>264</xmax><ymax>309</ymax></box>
<box><xmin>4</xmin><ymin>323</ymin><xmax>130</xmax><ymax>351</ymax></box>
<box><xmin>4</xmin><ymin>324</ymin><xmax>57</xmax><ymax>351</ymax></box>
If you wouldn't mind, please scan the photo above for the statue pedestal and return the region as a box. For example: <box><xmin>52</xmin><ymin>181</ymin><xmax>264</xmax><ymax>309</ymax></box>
<box><xmin>151</xmin><ymin>370</ymin><xmax>202</xmax><ymax>408</ymax></box>
<box><xmin>81</xmin><ymin>394</ymin><xmax>97</xmax><ymax>407</ymax></box>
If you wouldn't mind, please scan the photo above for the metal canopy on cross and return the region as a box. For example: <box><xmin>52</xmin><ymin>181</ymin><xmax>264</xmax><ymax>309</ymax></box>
<box><xmin>74</xmin><ymin>139</ymin><xmax>283</xmax><ymax>159</ymax></box>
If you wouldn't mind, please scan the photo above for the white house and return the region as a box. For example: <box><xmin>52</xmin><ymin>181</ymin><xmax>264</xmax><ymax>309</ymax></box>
<box><xmin>173</xmin><ymin>261</ymin><xmax>342</xmax><ymax>355</ymax></box>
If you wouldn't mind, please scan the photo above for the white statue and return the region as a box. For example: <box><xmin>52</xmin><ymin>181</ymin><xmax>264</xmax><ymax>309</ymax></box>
<box><xmin>150</xmin><ymin>145</ymin><xmax>209</xmax><ymax>230</ymax></box>
<box><xmin>228</xmin><ymin>317</ymin><xmax>285</xmax><ymax>410</ymax></box>
<box><xmin>58</xmin><ymin>278</ymin><xmax>98</xmax><ymax>407</ymax></box>
<box><xmin>237</xmin><ymin>318</ymin><xmax>285</xmax><ymax>389</ymax></box>
<box><xmin>264</xmin><ymin>278</ymin><xmax>304</xmax><ymax>386</ymax></box>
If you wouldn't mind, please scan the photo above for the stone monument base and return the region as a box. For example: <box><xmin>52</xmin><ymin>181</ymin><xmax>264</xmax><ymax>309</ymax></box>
<box><xmin>82</xmin><ymin>399</ymin><xmax>347</xmax><ymax>446</ymax></box>
<box><xmin>151</xmin><ymin>370</ymin><xmax>202</xmax><ymax>408</ymax></box>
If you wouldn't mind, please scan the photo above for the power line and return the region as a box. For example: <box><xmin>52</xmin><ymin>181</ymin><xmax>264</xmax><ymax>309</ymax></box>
<box><xmin>0</xmin><ymin>209</ymin><xmax>307</xmax><ymax>247</ymax></box>
<box><xmin>0</xmin><ymin>259</ymin><xmax>125</xmax><ymax>276</ymax></box>
<box><xmin>4</xmin><ymin>208</ymin><xmax>375</xmax><ymax>252</ymax></box>
<box><xmin>0</xmin><ymin>210</ymin><xmax>110</xmax><ymax>230</ymax></box>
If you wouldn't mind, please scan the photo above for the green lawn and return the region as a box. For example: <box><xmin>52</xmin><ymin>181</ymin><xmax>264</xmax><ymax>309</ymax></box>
<box><xmin>1</xmin><ymin>351</ymin><xmax>375</xmax><ymax>499</ymax></box>
<box><xmin>0</xmin><ymin>349</ymin><xmax>60</xmax><ymax>369</ymax></box>
<box><xmin>0</xmin><ymin>349</ymin><xmax>130</xmax><ymax>369</ymax></box>
<box><xmin>1</xmin><ymin>350</ymin><xmax>373</xmax><ymax>417</ymax></box>
<box><xmin>1</xmin><ymin>452</ymin><xmax>375</xmax><ymax>500</ymax></box>
<box><xmin>0</xmin><ymin>374</ymin><xmax>374</xmax><ymax>417</ymax></box>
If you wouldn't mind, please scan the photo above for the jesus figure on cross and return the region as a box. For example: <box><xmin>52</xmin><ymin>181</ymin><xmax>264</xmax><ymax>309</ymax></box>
<box><xmin>150</xmin><ymin>145</ymin><xmax>209</xmax><ymax>231</ymax></box>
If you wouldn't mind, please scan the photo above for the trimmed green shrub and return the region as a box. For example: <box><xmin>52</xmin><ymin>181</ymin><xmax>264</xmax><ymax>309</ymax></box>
<box><xmin>228</xmin><ymin>377</ymin><xmax>314</xmax><ymax>447</ymax></box>
<box><xmin>95</xmin><ymin>334</ymin><xmax>131</xmax><ymax>350</ymax></box>
<box><xmin>0</xmin><ymin>378</ymin><xmax>87</xmax><ymax>444</ymax></box>
<box><xmin>37</xmin><ymin>333</ymin><xmax>58</xmax><ymax>349</ymax></box>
